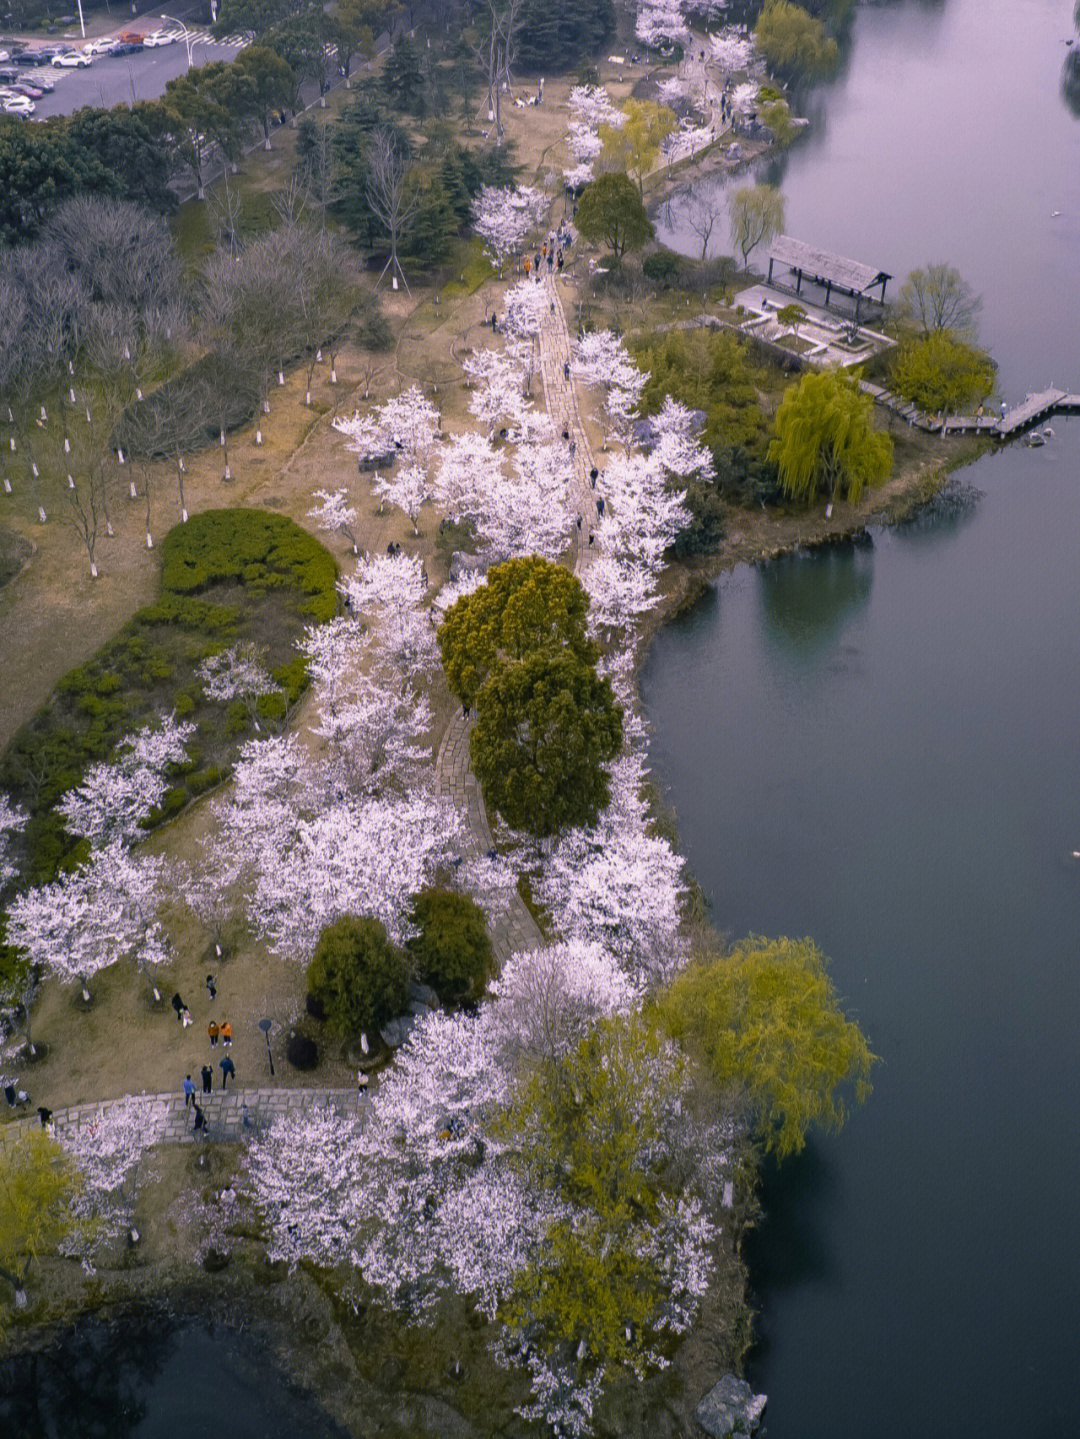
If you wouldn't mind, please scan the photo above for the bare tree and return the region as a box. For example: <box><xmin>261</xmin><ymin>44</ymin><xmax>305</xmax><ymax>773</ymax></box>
<box><xmin>685</xmin><ymin>183</ymin><xmax>726</xmax><ymax>262</ymax></box>
<box><xmin>366</xmin><ymin>129</ymin><xmax>421</xmax><ymax>293</ymax></box>
<box><xmin>897</xmin><ymin>264</ymin><xmax>982</xmax><ymax>339</ymax></box>
<box><xmin>474</xmin><ymin>0</ymin><xmax>525</xmax><ymax>144</ymax></box>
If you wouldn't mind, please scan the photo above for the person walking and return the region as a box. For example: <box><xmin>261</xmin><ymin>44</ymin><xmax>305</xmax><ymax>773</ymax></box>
<box><xmin>208</xmin><ymin>1020</ymin><xmax>220</xmax><ymax>1047</ymax></box>
<box><xmin>491</xmin><ymin>311</ymin><xmax>498</xmax><ymax>333</ymax></box>
<box><xmin>557</xmin><ymin>251</ymin><xmax>564</xmax><ymax>272</ymax></box>
<box><xmin>171</xmin><ymin>992</ymin><xmax>184</xmax><ymax>1022</ymax></box>
<box><xmin>523</xmin><ymin>256</ymin><xmax>531</xmax><ymax>277</ymax></box>
<box><xmin>563</xmin><ymin>360</ymin><xmax>570</xmax><ymax>381</ymax></box>
<box><xmin>596</xmin><ymin>496</ymin><xmax>605</xmax><ymax>517</ymax></box>
<box><xmin>181</xmin><ymin>1007</ymin><xmax>193</xmax><ymax>1028</ymax></box>
<box><xmin>38</xmin><ymin>1106</ymin><xmax>53</xmax><ymax>1131</ymax></box>
<box><xmin>221</xmin><ymin>1021</ymin><xmax>232</xmax><ymax>1048</ymax></box>
<box><xmin>219</xmin><ymin>1054</ymin><xmax>236</xmax><ymax>1088</ymax></box>
<box><xmin>201</xmin><ymin>1064</ymin><xmax>213</xmax><ymax>1095</ymax></box>
<box><xmin>183</xmin><ymin>1074</ymin><xmax>196</xmax><ymax>1108</ymax></box>
<box><xmin>206</xmin><ymin>973</ymin><xmax>216</xmax><ymax>1001</ymax></box>
<box><xmin>589</xmin><ymin>466</ymin><xmax>598</xmax><ymax>488</ymax></box>
<box><xmin>192</xmin><ymin>1102</ymin><xmax>206</xmax><ymax>1137</ymax></box>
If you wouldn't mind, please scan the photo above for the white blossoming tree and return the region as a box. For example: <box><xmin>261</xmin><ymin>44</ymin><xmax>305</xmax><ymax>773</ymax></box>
<box><xmin>6</xmin><ymin>842</ymin><xmax>168</xmax><ymax>1000</ymax></box>
<box><xmin>308</xmin><ymin>488</ymin><xmax>361</xmax><ymax>556</ymax></box>
<box><xmin>197</xmin><ymin>644</ymin><xmax>281</xmax><ymax>729</ymax></box>
<box><xmin>472</xmin><ymin>185</ymin><xmax>548</xmax><ymax>273</ymax></box>
<box><xmin>635</xmin><ymin>0</ymin><xmax>690</xmax><ymax>50</ymax></box>
<box><xmin>57</xmin><ymin>715</ymin><xmax>195</xmax><ymax>849</ymax></box>
<box><xmin>62</xmin><ymin>1096</ymin><xmax>169</xmax><ymax>1248</ymax></box>
<box><xmin>0</xmin><ymin>794</ymin><xmax>27</xmax><ymax>887</ymax></box>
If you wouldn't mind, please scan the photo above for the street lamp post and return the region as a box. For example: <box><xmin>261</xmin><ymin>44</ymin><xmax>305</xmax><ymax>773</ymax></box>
<box><xmin>258</xmin><ymin>1018</ymin><xmax>275</xmax><ymax>1077</ymax></box>
<box><xmin>161</xmin><ymin>13</ymin><xmax>196</xmax><ymax>69</ymax></box>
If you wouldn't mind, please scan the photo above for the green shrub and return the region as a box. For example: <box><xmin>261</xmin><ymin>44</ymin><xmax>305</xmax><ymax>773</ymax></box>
<box><xmin>0</xmin><ymin>510</ymin><xmax>337</xmax><ymax>892</ymax></box>
<box><xmin>406</xmin><ymin>888</ymin><xmax>494</xmax><ymax>1003</ymax></box>
<box><xmin>642</xmin><ymin>249</ymin><xmax>683</xmax><ymax>289</ymax></box>
<box><xmin>306</xmin><ymin>916</ymin><xmax>413</xmax><ymax>1038</ymax></box>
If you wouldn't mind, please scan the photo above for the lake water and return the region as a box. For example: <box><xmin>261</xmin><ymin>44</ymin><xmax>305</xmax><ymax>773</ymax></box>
<box><xmin>643</xmin><ymin>1</ymin><xmax>1080</xmax><ymax>1434</ymax></box>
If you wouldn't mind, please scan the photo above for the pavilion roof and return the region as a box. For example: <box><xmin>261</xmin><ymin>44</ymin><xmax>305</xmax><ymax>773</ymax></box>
<box><xmin>767</xmin><ymin>236</ymin><xmax>891</xmax><ymax>294</ymax></box>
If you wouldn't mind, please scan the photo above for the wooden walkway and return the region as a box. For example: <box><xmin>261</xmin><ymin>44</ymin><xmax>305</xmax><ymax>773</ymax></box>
<box><xmin>860</xmin><ymin>382</ymin><xmax>1080</xmax><ymax>439</ymax></box>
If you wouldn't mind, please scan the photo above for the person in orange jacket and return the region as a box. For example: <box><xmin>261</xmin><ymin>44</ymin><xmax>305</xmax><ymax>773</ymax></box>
<box><xmin>220</xmin><ymin>1020</ymin><xmax>233</xmax><ymax>1048</ymax></box>
<box><xmin>208</xmin><ymin>1020</ymin><xmax>220</xmax><ymax>1047</ymax></box>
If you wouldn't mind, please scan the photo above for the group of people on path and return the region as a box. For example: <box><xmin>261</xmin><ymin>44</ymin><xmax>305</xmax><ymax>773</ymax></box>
<box><xmin>173</xmin><ymin>972</ymin><xmax>237</xmax><ymax>1132</ymax></box>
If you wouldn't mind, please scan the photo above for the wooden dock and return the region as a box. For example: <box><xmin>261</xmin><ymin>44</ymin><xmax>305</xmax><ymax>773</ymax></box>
<box><xmin>860</xmin><ymin>381</ymin><xmax>1080</xmax><ymax>440</ymax></box>
<box><xmin>994</xmin><ymin>390</ymin><xmax>1080</xmax><ymax>436</ymax></box>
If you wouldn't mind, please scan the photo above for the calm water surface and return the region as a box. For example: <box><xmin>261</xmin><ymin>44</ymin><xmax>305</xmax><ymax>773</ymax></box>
<box><xmin>644</xmin><ymin>1</ymin><xmax>1080</xmax><ymax>1434</ymax></box>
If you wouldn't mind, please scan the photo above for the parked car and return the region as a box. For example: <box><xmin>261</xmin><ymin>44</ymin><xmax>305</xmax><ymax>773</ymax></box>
<box><xmin>1</xmin><ymin>93</ymin><xmax>34</xmax><ymax>113</ymax></box>
<box><xmin>51</xmin><ymin>50</ymin><xmax>93</xmax><ymax>67</ymax></box>
<box><xmin>0</xmin><ymin>49</ymin><xmax>10</xmax><ymax>62</ymax></box>
<box><xmin>142</xmin><ymin>30</ymin><xmax>177</xmax><ymax>47</ymax></box>
<box><xmin>14</xmin><ymin>49</ymin><xmax>57</xmax><ymax>66</ymax></box>
<box><xmin>116</xmin><ymin>31</ymin><xmax>145</xmax><ymax>44</ymax></box>
<box><xmin>112</xmin><ymin>40</ymin><xmax>143</xmax><ymax>55</ymax></box>
<box><xmin>82</xmin><ymin>37</ymin><xmax>118</xmax><ymax>56</ymax></box>
<box><xmin>0</xmin><ymin>68</ymin><xmax>18</xmax><ymax>82</ymax></box>
<box><xmin>10</xmin><ymin>80</ymin><xmax>44</xmax><ymax>97</ymax></box>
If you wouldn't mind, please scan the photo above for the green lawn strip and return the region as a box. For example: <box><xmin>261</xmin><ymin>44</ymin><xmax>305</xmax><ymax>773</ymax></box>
<box><xmin>0</xmin><ymin>509</ymin><xmax>337</xmax><ymax>894</ymax></box>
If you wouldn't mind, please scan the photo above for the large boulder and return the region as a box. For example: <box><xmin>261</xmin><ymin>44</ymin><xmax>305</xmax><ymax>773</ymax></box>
<box><xmin>380</xmin><ymin>1015</ymin><xmax>416</xmax><ymax>1049</ymax></box>
<box><xmin>696</xmin><ymin>1375</ymin><xmax>767</xmax><ymax>1438</ymax></box>
<box><xmin>449</xmin><ymin>551</ymin><xmax>488</xmax><ymax>584</ymax></box>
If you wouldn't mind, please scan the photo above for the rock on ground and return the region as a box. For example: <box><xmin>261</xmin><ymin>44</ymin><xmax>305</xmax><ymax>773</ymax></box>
<box><xmin>695</xmin><ymin>1374</ymin><xmax>767</xmax><ymax>1437</ymax></box>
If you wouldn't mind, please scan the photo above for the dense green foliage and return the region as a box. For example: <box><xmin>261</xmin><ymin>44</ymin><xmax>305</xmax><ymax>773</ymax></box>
<box><xmin>406</xmin><ymin>888</ymin><xmax>493</xmax><ymax>1003</ymax></box>
<box><xmin>631</xmin><ymin>327</ymin><xmax>777</xmax><ymax>530</ymax></box>
<box><xmin>517</xmin><ymin>0</ymin><xmax>615</xmax><ymax>73</ymax></box>
<box><xmin>0</xmin><ymin>1129</ymin><xmax>82</xmax><ymax>1319</ymax></box>
<box><xmin>755</xmin><ymin>0</ymin><xmax>841</xmax><ymax>85</ymax></box>
<box><xmin>307</xmin><ymin>915</ymin><xmax>412</xmax><ymax>1037</ymax></box>
<box><xmin>501</xmin><ymin>1014</ymin><xmax>695</xmax><ymax>1374</ymax></box>
<box><xmin>0</xmin><ymin>109</ymin><xmax>171</xmax><ymax>246</ymax></box>
<box><xmin>0</xmin><ymin>511</ymin><xmax>336</xmax><ymax>891</ymax></box>
<box><xmin>889</xmin><ymin>332</ymin><xmax>996</xmax><ymax>416</ymax></box>
<box><xmin>470</xmin><ymin>650</ymin><xmax>623</xmax><ymax>837</ymax></box>
<box><xmin>575</xmin><ymin>172</ymin><xmax>654</xmax><ymax>259</ymax></box>
<box><xmin>438</xmin><ymin>557</ymin><xmax>595</xmax><ymax>710</ymax></box>
<box><xmin>657</xmin><ymin>936</ymin><xmax>876</xmax><ymax>1159</ymax></box>
<box><xmin>769</xmin><ymin>369</ymin><xmax>892</xmax><ymax>504</ymax></box>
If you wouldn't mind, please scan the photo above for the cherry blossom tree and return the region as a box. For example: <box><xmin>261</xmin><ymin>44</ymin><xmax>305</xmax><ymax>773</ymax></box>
<box><xmin>372</xmin><ymin>462</ymin><xmax>431</xmax><ymax>535</ymax></box>
<box><xmin>573</xmin><ymin>330</ymin><xmax>648</xmax><ymax>446</ymax></box>
<box><xmin>0</xmin><ymin>795</ymin><xmax>27</xmax><ymax>887</ymax></box>
<box><xmin>333</xmin><ymin>386</ymin><xmax>441</xmax><ymax>473</ymax></box>
<box><xmin>308</xmin><ymin>488</ymin><xmax>361</xmax><ymax>556</ymax></box>
<box><xmin>463</xmin><ymin>346</ymin><xmax>533</xmax><ymax>439</ymax></box>
<box><xmin>534</xmin><ymin>754</ymin><xmax>688</xmax><ymax>984</ymax></box>
<box><xmin>648</xmin><ymin>395</ymin><xmax>716</xmax><ymax>482</ymax></box>
<box><xmin>491</xmin><ymin>940</ymin><xmax>640</xmax><ymax>1067</ymax></box>
<box><xmin>635</xmin><ymin>0</ymin><xmax>690</xmax><ymax>50</ymax></box>
<box><xmin>61</xmin><ymin>1096</ymin><xmax>168</xmax><ymax>1247</ymax></box>
<box><xmin>6</xmin><ymin>842</ymin><xmax>168</xmax><ymax>1000</ymax></box>
<box><xmin>177</xmin><ymin>831</ymin><xmax>246</xmax><ymax>959</ymax></box>
<box><xmin>503</xmin><ymin>281</ymin><xmax>550</xmax><ymax>395</ymax></box>
<box><xmin>197</xmin><ymin>644</ymin><xmax>281</xmax><ymax>729</ymax></box>
<box><xmin>472</xmin><ymin>185</ymin><xmax>548</xmax><ymax>273</ymax></box>
<box><xmin>340</xmin><ymin>550</ymin><xmax>438</xmax><ymax>681</ymax></box>
<box><xmin>56</xmin><ymin>716</ymin><xmax>195</xmax><ymax>849</ymax></box>
<box><xmin>568</xmin><ymin>86</ymin><xmax>625</xmax><ymax>130</ymax></box>
<box><xmin>710</xmin><ymin>27</ymin><xmax>756</xmax><ymax>73</ymax></box>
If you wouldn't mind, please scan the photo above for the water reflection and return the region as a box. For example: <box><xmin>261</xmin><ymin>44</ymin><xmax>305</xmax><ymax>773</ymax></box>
<box><xmin>758</xmin><ymin>541</ymin><xmax>873</xmax><ymax>660</ymax></box>
<box><xmin>1062</xmin><ymin>49</ymin><xmax>1080</xmax><ymax>120</ymax></box>
<box><xmin>0</xmin><ymin>1318</ymin><xmax>346</xmax><ymax>1439</ymax></box>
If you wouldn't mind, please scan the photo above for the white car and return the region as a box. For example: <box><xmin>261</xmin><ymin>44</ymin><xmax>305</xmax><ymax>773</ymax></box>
<box><xmin>0</xmin><ymin>49</ymin><xmax>10</xmax><ymax>62</ymax></box>
<box><xmin>142</xmin><ymin>31</ymin><xmax>177</xmax><ymax>47</ymax></box>
<box><xmin>2</xmin><ymin>93</ymin><xmax>34</xmax><ymax>113</ymax></box>
<box><xmin>82</xmin><ymin>38</ymin><xmax>119</xmax><ymax>57</ymax></box>
<box><xmin>52</xmin><ymin>51</ymin><xmax>93</xmax><ymax>67</ymax></box>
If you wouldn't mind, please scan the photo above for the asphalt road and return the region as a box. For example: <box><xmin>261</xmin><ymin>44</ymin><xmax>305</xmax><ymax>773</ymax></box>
<box><xmin>22</xmin><ymin>36</ymin><xmax>243</xmax><ymax>119</ymax></box>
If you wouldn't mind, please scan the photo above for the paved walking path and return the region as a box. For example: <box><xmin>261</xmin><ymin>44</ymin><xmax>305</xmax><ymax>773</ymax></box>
<box><xmin>432</xmin><ymin>261</ymin><xmax>603</xmax><ymax>966</ymax></box>
<box><xmin>1</xmin><ymin>1085</ymin><xmax>364</xmax><ymax>1147</ymax></box>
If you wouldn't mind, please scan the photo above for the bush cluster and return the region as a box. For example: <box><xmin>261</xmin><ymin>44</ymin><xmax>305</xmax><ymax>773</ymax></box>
<box><xmin>0</xmin><ymin>510</ymin><xmax>337</xmax><ymax>891</ymax></box>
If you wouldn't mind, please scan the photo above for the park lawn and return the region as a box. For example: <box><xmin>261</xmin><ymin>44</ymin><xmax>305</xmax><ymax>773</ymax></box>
<box><xmin>0</xmin><ymin>509</ymin><xmax>337</xmax><ymax>892</ymax></box>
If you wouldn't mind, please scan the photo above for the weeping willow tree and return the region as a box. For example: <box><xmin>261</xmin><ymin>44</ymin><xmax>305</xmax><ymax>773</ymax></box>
<box><xmin>768</xmin><ymin>368</ymin><xmax>892</xmax><ymax>505</ymax></box>
<box><xmin>656</xmin><ymin>935</ymin><xmax>877</xmax><ymax>1160</ymax></box>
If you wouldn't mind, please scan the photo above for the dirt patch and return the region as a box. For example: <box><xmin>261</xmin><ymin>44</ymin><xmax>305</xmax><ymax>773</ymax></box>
<box><xmin>0</xmin><ymin>527</ymin><xmax>32</xmax><ymax>590</ymax></box>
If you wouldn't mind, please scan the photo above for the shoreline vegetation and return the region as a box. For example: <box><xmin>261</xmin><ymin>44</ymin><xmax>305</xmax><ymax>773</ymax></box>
<box><xmin>1</xmin><ymin>3</ymin><xmax>994</xmax><ymax>1433</ymax></box>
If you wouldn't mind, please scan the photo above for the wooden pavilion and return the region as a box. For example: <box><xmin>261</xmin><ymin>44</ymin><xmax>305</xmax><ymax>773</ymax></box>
<box><xmin>765</xmin><ymin>236</ymin><xmax>891</xmax><ymax>319</ymax></box>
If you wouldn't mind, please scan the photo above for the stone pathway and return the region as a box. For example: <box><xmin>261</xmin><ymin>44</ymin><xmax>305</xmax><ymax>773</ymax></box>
<box><xmin>432</xmin><ymin>262</ymin><xmax>602</xmax><ymax>967</ymax></box>
<box><xmin>1</xmin><ymin>1086</ymin><xmax>364</xmax><ymax>1147</ymax></box>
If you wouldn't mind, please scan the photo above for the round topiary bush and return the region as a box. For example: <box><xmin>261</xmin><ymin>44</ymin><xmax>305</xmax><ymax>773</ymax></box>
<box><xmin>306</xmin><ymin>992</ymin><xmax>326</xmax><ymax>1020</ymax></box>
<box><xmin>306</xmin><ymin>915</ymin><xmax>412</xmax><ymax>1038</ymax></box>
<box><xmin>406</xmin><ymin>888</ymin><xmax>494</xmax><ymax>1004</ymax></box>
<box><xmin>285</xmin><ymin>1029</ymin><xmax>319</xmax><ymax>1071</ymax></box>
